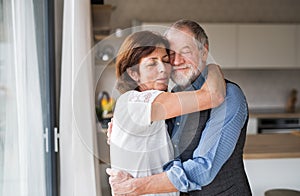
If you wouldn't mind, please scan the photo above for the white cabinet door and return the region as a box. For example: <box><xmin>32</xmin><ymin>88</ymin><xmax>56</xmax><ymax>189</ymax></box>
<box><xmin>202</xmin><ymin>24</ymin><xmax>238</xmax><ymax>69</ymax></box>
<box><xmin>237</xmin><ymin>24</ymin><xmax>297</xmax><ymax>68</ymax></box>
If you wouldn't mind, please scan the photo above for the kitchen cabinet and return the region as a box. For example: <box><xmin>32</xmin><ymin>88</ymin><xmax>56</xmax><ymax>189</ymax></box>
<box><xmin>202</xmin><ymin>23</ymin><xmax>299</xmax><ymax>69</ymax></box>
<box><xmin>244</xmin><ymin>158</ymin><xmax>300</xmax><ymax>196</ymax></box>
<box><xmin>141</xmin><ymin>22</ymin><xmax>300</xmax><ymax>69</ymax></box>
<box><xmin>237</xmin><ymin>24</ymin><xmax>297</xmax><ymax>69</ymax></box>
<box><xmin>201</xmin><ymin>24</ymin><xmax>238</xmax><ymax>69</ymax></box>
<box><xmin>243</xmin><ymin>133</ymin><xmax>300</xmax><ymax>195</ymax></box>
<box><xmin>297</xmin><ymin>25</ymin><xmax>300</xmax><ymax>68</ymax></box>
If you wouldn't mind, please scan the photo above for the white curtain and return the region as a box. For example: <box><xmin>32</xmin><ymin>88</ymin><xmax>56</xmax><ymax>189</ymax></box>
<box><xmin>60</xmin><ymin>0</ymin><xmax>100</xmax><ymax>195</ymax></box>
<box><xmin>0</xmin><ymin>0</ymin><xmax>46</xmax><ymax>195</ymax></box>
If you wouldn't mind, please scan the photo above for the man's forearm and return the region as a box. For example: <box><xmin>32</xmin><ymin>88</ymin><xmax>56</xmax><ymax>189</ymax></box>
<box><xmin>134</xmin><ymin>172</ymin><xmax>178</xmax><ymax>195</ymax></box>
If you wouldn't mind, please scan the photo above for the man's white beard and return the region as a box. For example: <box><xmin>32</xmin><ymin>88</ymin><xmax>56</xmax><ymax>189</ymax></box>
<box><xmin>171</xmin><ymin>65</ymin><xmax>199</xmax><ymax>88</ymax></box>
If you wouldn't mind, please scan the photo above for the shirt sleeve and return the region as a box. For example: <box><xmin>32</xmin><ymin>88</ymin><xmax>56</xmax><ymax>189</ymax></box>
<box><xmin>114</xmin><ymin>90</ymin><xmax>163</xmax><ymax>129</ymax></box>
<box><xmin>164</xmin><ymin>83</ymin><xmax>248</xmax><ymax>192</ymax></box>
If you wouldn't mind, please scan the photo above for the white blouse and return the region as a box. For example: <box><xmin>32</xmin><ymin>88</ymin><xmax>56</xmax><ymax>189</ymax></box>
<box><xmin>110</xmin><ymin>90</ymin><xmax>178</xmax><ymax>196</ymax></box>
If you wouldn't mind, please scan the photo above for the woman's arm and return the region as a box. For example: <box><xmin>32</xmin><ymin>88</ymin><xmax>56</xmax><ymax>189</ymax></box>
<box><xmin>151</xmin><ymin>64</ymin><xmax>225</xmax><ymax>121</ymax></box>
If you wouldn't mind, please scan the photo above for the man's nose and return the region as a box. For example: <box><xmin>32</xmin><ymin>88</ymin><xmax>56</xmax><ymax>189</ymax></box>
<box><xmin>171</xmin><ymin>53</ymin><xmax>184</xmax><ymax>66</ymax></box>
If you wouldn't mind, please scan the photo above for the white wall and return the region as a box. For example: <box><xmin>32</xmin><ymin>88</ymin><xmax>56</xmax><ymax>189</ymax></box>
<box><xmin>224</xmin><ymin>69</ymin><xmax>300</xmax><ymax>110</ymax></box>
<box><xmin>244</xmin><ymin>158</ymin><xmax>300</xmax><ymax>196</ymax></box>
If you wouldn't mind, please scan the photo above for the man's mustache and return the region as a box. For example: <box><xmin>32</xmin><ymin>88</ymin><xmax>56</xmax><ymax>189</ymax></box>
<box><xmin>172</xmin><ymin>64</ymin><xmax>193</xmax><ymax>71</ymax></box>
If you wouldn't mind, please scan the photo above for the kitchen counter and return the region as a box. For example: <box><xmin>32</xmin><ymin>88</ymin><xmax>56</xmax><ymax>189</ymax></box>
<box><xmin>97</xmin><ymin>123</ymin><xmax>300</xmax><ymax>161</ymax></box>
<box><xmin>244</xmin><ymin>132</ymin><xmax>300</xmax><ymax>159</ymax></box>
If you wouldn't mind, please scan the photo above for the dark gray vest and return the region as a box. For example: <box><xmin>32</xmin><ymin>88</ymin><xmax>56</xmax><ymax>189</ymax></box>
<box><xmin>167</xmin><ymin>80</ymin><xmax>252</xmax><ymax>196</ymax></box>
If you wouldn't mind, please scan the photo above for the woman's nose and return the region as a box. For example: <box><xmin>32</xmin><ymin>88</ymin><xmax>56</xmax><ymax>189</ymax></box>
<box><xmin>157</xmin><ymin>61</ymin><xmax>168</xmax><ymax>72</ymax></box>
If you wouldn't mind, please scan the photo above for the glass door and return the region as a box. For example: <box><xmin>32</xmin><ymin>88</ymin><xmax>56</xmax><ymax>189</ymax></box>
<box><xmin>34</xmin><ymin>0</ymin><xmax>58</xmax><ymax>195</ymax></box>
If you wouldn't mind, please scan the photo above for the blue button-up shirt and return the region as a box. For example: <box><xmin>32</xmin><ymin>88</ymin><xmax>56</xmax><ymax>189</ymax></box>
<box><xmin>163</xmin><ymin>70</ymin><xmax>248</xmax><ymax>192</ymax></box>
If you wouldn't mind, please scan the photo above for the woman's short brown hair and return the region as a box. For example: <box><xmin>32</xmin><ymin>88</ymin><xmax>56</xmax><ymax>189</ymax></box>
<box><xmin>115</xmin><ymin>31</ymin><xmax>170</xmax><ymax>93</ymax></box>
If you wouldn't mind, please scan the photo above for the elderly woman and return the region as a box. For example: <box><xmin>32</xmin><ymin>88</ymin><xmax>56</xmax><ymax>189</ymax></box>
<box><xmin>109</xmin><ymin>31</ymin><xmax>225</xmax><ymax>196</ymax></box>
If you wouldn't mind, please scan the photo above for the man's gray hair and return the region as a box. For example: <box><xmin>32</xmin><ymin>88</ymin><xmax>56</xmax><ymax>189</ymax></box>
<box><xmin>168</xmin><ymin>19</ymin><xmax>209</xmax><ymax>51</ymax></box>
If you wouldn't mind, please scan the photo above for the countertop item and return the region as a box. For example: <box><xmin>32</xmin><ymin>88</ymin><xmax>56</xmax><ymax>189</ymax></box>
<box><xmin>285</xmin><ymin>89</ymin><xmax>298</xmax><ymax>113</ymax></box>
<box><xmin>244</xmin><ymin>132</ymin><xmax>300</xmax><ymax>159</ymax></box>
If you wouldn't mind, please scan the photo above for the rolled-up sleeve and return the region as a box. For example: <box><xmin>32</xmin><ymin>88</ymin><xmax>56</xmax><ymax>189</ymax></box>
<box><xmin>164</xmin><ymin>83</ymin><xmax>248</xmax><ymax>192</ymax></box>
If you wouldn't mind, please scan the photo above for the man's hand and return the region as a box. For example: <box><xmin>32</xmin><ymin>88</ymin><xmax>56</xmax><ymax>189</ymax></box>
<box><xmin>106</xmin><ymin>168</ymin><xmax>139</xmax><ymax>196</ymax></box>
<box><xmin>106</xmin><ymin>118</ymin><xmax>113</xmax><ymax>145</ymax></box>
<box><xmin>106</xmin><ymin>169</ymin><xmax>178</xmax><ymax>195</ymax></box>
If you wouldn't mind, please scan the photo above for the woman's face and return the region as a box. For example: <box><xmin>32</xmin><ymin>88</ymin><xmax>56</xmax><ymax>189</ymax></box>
<box><xmin>135</xmin><ymin>47</ymin><xmax>171</xmax><ymax>91</ymax></box>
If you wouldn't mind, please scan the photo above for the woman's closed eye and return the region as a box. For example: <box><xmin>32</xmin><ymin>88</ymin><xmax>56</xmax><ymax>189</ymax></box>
<box><xmin>146</xmin><ymin>60</ymin><xmax>159</xmax><ymax>67</ymax></box>
<box><xmin>144</xmin><ymin>59</ymin><xmax>169</xmax><ymax>67</ymax></box>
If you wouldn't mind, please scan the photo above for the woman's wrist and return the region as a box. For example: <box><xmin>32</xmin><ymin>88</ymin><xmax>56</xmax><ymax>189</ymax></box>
<box><xmin>206</xmin><ymin>64</ymin><xmax>226</xmax><ymax>107</ymax></box>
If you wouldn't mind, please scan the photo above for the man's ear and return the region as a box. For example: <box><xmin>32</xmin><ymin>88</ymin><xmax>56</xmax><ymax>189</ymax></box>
<box><xmin>201</xmin><ymin>47</ymin><xmax>208</xmax><ymax>62</ymax></box>
<box><xmin>204</xmin><ymin>43</ymin><xmax>209</xmax><ymax>51</ymax></box>
<box><xmin>126</xmin><ymin>68</ymin><xmax>139</xmax><ymax>82</ymax></box>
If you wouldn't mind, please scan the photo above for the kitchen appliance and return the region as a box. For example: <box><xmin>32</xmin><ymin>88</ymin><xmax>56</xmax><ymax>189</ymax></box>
<box><xmin>250</xmin><ymin>107</ymin><xmax>300</xmax><ymax>134</ymax></box>
<box><xmin>258</xmin><ymin>117</ymin><xmax>300</xmax><ymax>134</ymax></box>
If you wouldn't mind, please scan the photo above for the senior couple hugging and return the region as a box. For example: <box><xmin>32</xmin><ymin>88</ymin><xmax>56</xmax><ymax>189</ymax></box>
<box><xmin>105</xmin><ymin>19</ymin><xmax>251</xmax><ymax>196</ymax></box>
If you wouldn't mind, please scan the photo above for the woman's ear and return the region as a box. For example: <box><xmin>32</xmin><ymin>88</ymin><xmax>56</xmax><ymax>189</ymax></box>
<box><xmin>126</xmin><ymin>68</ymin><xmax>140</xmax><ymax>82</ymax></box>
